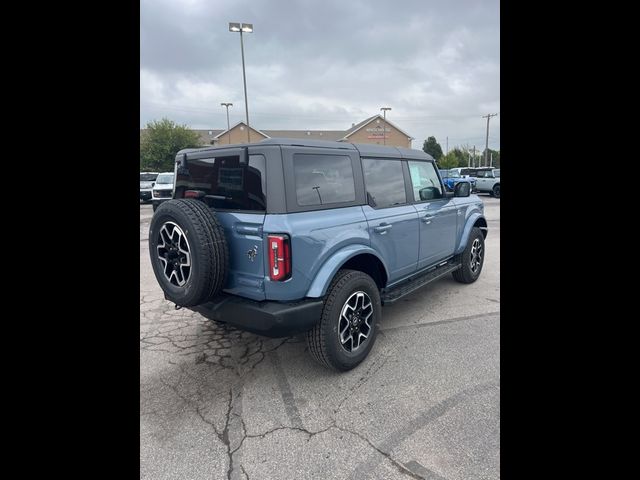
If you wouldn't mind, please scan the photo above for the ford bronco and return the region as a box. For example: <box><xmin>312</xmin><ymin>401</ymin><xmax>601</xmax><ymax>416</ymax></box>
<box><xmin>149</xmin><ymin>138</ymin><xmax>488</xmax><ymax>371</ymax></box>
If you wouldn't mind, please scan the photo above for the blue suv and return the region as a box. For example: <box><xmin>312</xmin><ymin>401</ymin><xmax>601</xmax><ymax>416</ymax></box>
<box><xmin>149</xmin><ymin>138</ymin><xmax>488</xmax><ymax>371</ymax></box>
<box><xmin>439</xmin><ymin>169</ymin><xmax>477</xmax><ymax>193</ymax></box>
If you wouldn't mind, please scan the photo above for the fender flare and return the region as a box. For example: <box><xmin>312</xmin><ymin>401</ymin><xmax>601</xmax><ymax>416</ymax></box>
<box><xmin>455</xmin><ymin>213</ymin><xmax>488</xmax><ymax>255</ymax></box>
<box><xmin>305</xmin><ymin>244</ymin><xmax>390</xmax><ymax>298</ymax></box>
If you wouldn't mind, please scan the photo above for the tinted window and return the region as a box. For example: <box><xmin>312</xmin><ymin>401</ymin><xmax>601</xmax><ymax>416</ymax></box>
<box><xmin>408</xmin><ymin>161</ymin><xmax>443</xmax><ymax>201</ymax></box>
<box><xmin>362</xmin><ymin>159</ymin><xmax>406</xmax><ymax>208</ymax></box>
<box><xmin>293</xmin><ymin>154</ymin><xmax>355</xmax><ymax>206</ymax></box>
<box><xmin>177</xmin><ymin>154</ymin><xmax>267</xmax><ymax>211</ymax></box>
<box><xmin>493</xmin><ymin>169</ymin><xmax>500</xmax><ymax>177</ymax></box>
<box><xmin>140</xmin><ymin>173</ymin><xmax>158</xmax><ymax>181</ymax></box>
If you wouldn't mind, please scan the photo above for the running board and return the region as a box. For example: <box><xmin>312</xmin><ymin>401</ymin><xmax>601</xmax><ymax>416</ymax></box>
<box><xmin>381</xmin><ymin>261</ymin><xmax>461</xmax><ymax>305</ymax></box>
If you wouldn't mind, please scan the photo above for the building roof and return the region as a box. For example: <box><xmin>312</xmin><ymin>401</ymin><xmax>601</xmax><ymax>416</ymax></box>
<box><xmin>341</xmin><ymin>114</ymin><xmax>414</xmax><ymax>140</ymax></box>
<box><xmin>344</xmin><ymin>115</ymin><xmax>378</xmax><ymax>136</ymax></box>
<box><xmin>261</xmin><ymin>129</ymin><xmax>346</xmax><ymax>141</ymax></box>
<box><xmin>141</xmin><ymin>114</ymin><xmax>414</xmax><ymax>145</ymax></box>
<box><xmin>212</xmin><ymin>121</ymin><xmax>271</xmax><ymax>140</ymax></box>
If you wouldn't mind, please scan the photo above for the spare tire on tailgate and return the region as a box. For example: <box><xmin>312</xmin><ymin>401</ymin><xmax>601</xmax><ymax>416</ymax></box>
<box><xmin>149</xmin><ymin>199</ymin><xmax>229</xmax><ymax>307</ymax></box>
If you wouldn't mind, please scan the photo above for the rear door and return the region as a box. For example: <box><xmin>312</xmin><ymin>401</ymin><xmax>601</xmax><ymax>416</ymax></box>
<box><xmin>174</xmin><ymin>147</ymin><xmax>269</xmax><ymax>300</ymax></box>
<box><xmin>360</xmin><ymin>157</ymin><xmax>419</xmax><ymax>282</ymax></box>
<box><xmin>407</xmin><ymin>160</ymin><xmax>458</xmax><ymax>269</ymax></box>
<box><xmin>474</xmin><ymin>169</ymin><xmax>491</xmax><ymax>192</ymax></box>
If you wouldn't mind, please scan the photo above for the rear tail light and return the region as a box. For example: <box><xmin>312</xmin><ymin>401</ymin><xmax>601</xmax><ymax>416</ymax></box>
<box><xmin>268</xmin><ymin>234</ymin><xmax>291</xmax><ymax>281</ymax></box>
<box><xmin>185</xmin><ymin>190</ymin><xmax>206</xmax><ymax>199</ymax></box>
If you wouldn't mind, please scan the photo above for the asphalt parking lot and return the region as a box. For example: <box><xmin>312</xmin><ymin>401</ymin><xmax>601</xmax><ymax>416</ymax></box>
<box><xmin>140</xmin><ymin>195</ymin><xmax>500</xmax><ymax>480</ymax></box>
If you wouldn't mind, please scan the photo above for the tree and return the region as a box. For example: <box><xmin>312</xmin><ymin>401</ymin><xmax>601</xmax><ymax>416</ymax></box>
<box><xmin>140</xmin><ymin>118</ymin><xmax>201</xmax><ymax>172</ymax></box>
<box><xmin>437</xmin><ymin>152</ymin><xmax>459</xmax><ymax>169</ymax></box>
<box><xmin>422</xmin><ymin>136</ymin><xmax>443</xmax><ymax>160</ymax></box>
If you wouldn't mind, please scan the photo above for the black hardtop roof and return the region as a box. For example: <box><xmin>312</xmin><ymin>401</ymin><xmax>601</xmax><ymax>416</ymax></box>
<box><xmin>177</xmin><ymin>137</ymin><xmax>434</xmax><ymax>161</ymax></box>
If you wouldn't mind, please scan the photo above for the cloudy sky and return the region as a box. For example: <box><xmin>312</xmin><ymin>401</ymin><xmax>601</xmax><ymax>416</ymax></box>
<box><xmin>141</xmin><ymin>0</ymin><xmax>500</xmax><ymax>152</ymax></box>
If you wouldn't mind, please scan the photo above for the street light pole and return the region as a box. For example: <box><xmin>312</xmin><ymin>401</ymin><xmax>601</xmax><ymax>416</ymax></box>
<box><xmin>380</xmin><ymin>107</ymin><xmax>391</xmax><ymax>145</ymax></box>
<box><xmin>221</xmin><ymin>103</ymin><xmax>233</xmax><ymax>144</ymax></box>
<box><xmin>229</xmin><ymin>22</ymin><xmax>253</xmax><ymax>143</ymax></box>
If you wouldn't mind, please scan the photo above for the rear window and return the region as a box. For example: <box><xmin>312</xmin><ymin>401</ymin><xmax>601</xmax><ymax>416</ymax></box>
<box><xmin>140</xmin><ymin>173</ymin><xmax>157</xmax><ymax>181</ymax></box>
<box><xmin>493</xmin><ymin>169</ymin><xmax>500</xmax><ymax>177</ymax></box>
<box><xmin>293</xmin><ymin>154</ymin><xmax>355</xmax><ymax>206</ymax></box>
<box><xmin>177</xmin><ymin>154</ymin><xmax>266</xmax><ymax>211</ymax></box>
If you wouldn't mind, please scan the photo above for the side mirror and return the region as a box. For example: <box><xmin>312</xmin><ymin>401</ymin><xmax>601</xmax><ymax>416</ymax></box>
<box><xmin>454</xmin><ymin>182</ymin><xmax>470</xmax><ymax>197</ymax></box>
<box><xmin>419</xmin><ymin>186</ymin><xmax>440</xmax><ymax>200</ymax></box>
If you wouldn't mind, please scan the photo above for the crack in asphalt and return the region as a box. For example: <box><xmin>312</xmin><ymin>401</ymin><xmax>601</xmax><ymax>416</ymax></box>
<box><xmin>379</xmin><ymin>310</ymin><xmax>500</xmax><ymax>332</ymax></box>
<box><xmin>351</xmin><ymin>381</ymin><xmax>500</xmax><ymax>480</ymax></box>
<box><xmin>230</xmin><ymin>422</ymin><xmax>424</xmax><ymax>480</ymax></box>
<box><xmin>334</xmin><ymin>346</ymin><xmax>391</xmax><ymax>415</ymax></box>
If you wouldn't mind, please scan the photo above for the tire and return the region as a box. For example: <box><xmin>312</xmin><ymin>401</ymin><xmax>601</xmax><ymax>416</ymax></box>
<box><xmin>307</xmin><ymin>269</ymin><xmax>381</xmax><ymax>371</ymax></box>
<box><xmin>452</xmin><ymin>227</ymin><xmax>485</xmax><ymax>284</ymax></box>
<box><xmin>149</xmin><ymin>199</ymin><xmax>229</xmax><ymax>307</ymax></box>
<box><xmin>492</xmin><ymin>184</ymin><xmax>500</xmax><ymax>198</ymax></box>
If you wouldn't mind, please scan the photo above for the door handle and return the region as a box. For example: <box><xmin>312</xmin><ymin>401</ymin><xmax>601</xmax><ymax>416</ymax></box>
<box><xmin>374</xmin><ymin>223</ymin><xmax>393</xmax><ymax>234</ymax></box>
<box><xmin>421</xmin><ymin>215</ymin><xmax>433</xmax><ymax>224</ymax></box>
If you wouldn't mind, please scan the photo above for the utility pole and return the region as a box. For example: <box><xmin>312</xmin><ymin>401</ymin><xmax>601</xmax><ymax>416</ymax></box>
<box><xmin>473</xmin><ymin>145</ymin><xmax>476</xmax><ymax>167</ymax></box>
<box><xmin>490</xmin><ymin>152</ymin><xmax>493</xmax><ymax>167</ymax></box>
<box><xmin>482</xmin><ymin>113</ymin><xmax>498</xmax><ymax>166</ymax></box>
<box><xmin>446</xmin><ymin>136</ymin><xmax>448</xmax><ymax>155</ymax></box>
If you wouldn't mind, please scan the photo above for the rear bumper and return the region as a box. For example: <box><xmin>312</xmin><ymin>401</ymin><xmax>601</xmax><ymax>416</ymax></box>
<box><xmin>190</xmin><ymin>295</ymin><xmax>324</xmax><ymax>338</ymax></box>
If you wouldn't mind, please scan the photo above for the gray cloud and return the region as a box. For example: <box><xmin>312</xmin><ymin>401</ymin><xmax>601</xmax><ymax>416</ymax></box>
<box><xmin>141</xmin><ymin>0</ymin><xmax>500</xmax><ymax>151</ymax></box>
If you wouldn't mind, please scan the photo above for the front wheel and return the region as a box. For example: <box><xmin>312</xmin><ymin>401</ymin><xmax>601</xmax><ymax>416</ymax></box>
<box><xmin>452</xmin><ymin>227</ymin><xmax>485</xmax><ymax>284</ymax></box>
<box><xmin>307</xmin><ymin>270</ymin><xmax>381</xmax><ymax>371</ymax></box>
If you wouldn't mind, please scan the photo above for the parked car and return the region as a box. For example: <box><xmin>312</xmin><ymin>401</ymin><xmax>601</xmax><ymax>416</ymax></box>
<box><xmin>461</xmin><ymin>168</ymin><xmax>500</xmax><ymax>198</ymax></box>
<box><xmin>439</xmin><ymin>169</ymin><xmax>477</xmax><ymax>193</ymax></box>
<box><xmin>151</xmin><ymin>172</ymin><xmax>175</xmax><ymax>211</ymax></box>
<box><xmin>140</xmin><ymin>172</ymin><xmax>159</xmax><ymax>202</ymax></box>
<box><xmin>149</xmin><ymin>139</ymin><xmax>488</xmax><ymax>371</ymax></box>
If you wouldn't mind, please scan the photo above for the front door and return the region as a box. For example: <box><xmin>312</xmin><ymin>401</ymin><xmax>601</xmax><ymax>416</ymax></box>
<box><xmin>407</xmin><ymin>161</ymin><xmax>458</xmax><ymax>269</ymax></box>
<box><xmin>361</xmin><ymin>158</ymin><xmax>419</xmax><ymax>282</ymax></box>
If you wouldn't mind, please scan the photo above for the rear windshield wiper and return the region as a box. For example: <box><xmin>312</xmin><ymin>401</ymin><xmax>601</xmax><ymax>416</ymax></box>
<box><xmin>205</xmin><ymin>194</ymin><xmax>233</xmax><ymax>201</ymax></box>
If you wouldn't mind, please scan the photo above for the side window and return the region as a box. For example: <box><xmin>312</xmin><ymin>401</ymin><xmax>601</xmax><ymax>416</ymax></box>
<box><xmin>361</xmin><ymin>158</ymin><xmax>406</xmax><ymax>208</ymax></box>
<box><xmin>407</xmin><ymin>161</ymin><xmax>443</xmax><ymax>201</ymax></box>
<box><xmin>293</xmin><ymin>154</ymin><xmax>355</xmax><ymax>206</ymax></box>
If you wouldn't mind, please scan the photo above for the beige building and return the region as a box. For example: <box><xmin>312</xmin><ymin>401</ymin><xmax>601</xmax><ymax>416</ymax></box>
<box><xmin>187</xmin><ymin>114</ymin><xmax>415</xmax><ymax>148</ymax></box>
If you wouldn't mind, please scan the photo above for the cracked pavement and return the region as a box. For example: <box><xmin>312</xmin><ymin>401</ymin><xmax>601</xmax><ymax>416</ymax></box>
<box><xmin>140</xmin><ymin>196</ymin><xmax>500</xmax><ymax>479</ymax></box>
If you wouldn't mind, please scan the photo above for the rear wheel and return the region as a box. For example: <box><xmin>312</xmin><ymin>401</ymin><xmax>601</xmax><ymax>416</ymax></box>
<box><xmin>307</xmin><ymin>270</ymin><xmax>381</xmax><ymax>371</ymax></box>
<box><xmin>492</xmin><ymin>184</ymin><xmax>500</xmax><ymax>198</ymax></box>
